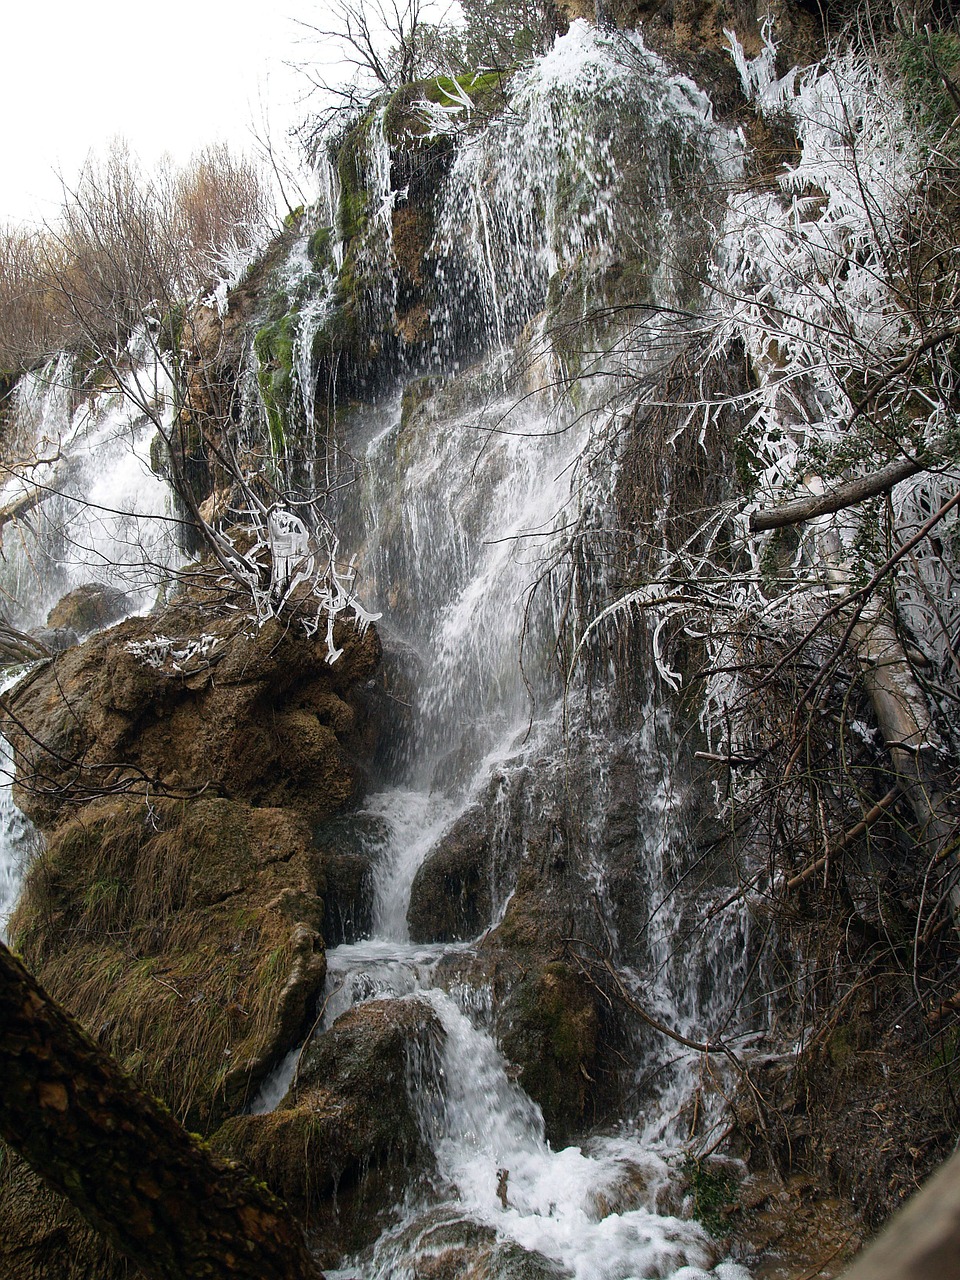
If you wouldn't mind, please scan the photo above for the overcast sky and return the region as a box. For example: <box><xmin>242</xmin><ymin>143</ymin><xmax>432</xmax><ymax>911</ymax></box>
<box><xmin>1</xmin><ymin>1</ymin><xmax>323</xmax><ymax>224</ymax></box>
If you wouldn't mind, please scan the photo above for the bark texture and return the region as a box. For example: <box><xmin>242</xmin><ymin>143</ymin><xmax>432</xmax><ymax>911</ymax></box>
<box><xmin>749</xmin><ymin>455</ymin><xmax>926</xmax><ymax>531</ymax></box>
<box><xmin>0</xmin><ymin>940</ymin><xmax>324</xmax><ymax>1280</ymax></box>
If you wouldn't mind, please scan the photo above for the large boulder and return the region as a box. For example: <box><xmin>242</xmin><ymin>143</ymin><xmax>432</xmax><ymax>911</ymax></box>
<box><xmin>3</xmin><ymin>600</ymin><xmax>381</xmax><ymax>830</ymax></box>
<box><xmin>214</xmin><ymin>996</ymin><xmax>443</xmax><ymax>1263</ymax></box>
<box><xmin>407</xmin><ymin>805</ymin><xmax>493</xmax><ymax>943</ymax></box>
<box><xmin>11</xmin><ymin>794</ymin><xmax>326</xmax><ymax>1131</ymax></box>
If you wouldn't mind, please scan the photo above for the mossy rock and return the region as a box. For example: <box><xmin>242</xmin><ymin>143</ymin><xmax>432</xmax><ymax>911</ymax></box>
<box><xmin>308</xmin><ymin>224</ymin><xmax>335</xmax><ymax>272</ymax></box>
<box><xmin>497</xmin><ymin>961</ymin><xmax>601</xmax><ymax>1143</ymax></box>
<box><xmin>253</xmin><ymin>309</ymin><xmax>298</xmax><ymax>454</ymax></box>
<box><xmin>11</xmin><ymin>794</ymin><xmax>326</xmax><ymax>1132</ymax></box>
<box><xmin>212</xmin><ymin>996</ymin><xmax>443</xmax><ymax>1262</ymax></box>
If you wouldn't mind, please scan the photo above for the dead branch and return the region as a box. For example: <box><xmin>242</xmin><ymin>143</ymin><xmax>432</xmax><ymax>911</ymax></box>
<box><xmin>749</xmin><ymin>454</ymin><xmax>928</xmax><ymax>532</ymax></box>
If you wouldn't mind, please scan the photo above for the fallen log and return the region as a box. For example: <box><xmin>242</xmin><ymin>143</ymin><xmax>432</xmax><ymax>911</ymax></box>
<box><xmin>749</xmin><ymin>455</ymin><xmax>927</xmax><ymax>532</ymax></box>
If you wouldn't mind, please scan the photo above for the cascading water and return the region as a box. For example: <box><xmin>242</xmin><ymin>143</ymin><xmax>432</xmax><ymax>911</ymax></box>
<box><xmin>0</xmin><ymin>350</ymin><xmax>181</xmax><ymax>630</ymax></box>
<box><xmin>256</xmin><ymin>23</ymin><xmax>766</xmax><ymax>1279</ymax></box>
<box><xmin>0</xmin><ymin>346</ymin><xmax>182</xmax><ymax>937</ymax></box>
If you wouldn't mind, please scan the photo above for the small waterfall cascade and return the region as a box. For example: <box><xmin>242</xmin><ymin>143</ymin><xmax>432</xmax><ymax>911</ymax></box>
<box><xmin>0</xmin><ymin>345</ymin><xmax>183</xmax><ymax>936</ymax></box>
<box><xmin>256</xmin><ymin>23</ymin><xmax>764</xmax><ymax>1280</ymax></box>
<box><xmin>0</xmin><ymin>349</ymin><xmax>181</xmax><ymax>631</ymax></box>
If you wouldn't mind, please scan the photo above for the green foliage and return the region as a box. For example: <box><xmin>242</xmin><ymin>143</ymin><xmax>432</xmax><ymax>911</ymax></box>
<box><xmin>899</xmin><ymin>31</ymin><xmax>960</xmax><ymax>139</ymax></box>
<box><xmin>682</xmin><ymin>1158</ymin><xmax>740</xmax><ymax>1239</ymax></box>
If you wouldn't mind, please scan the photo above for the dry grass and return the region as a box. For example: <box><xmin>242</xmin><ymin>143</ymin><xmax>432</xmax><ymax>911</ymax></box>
<box><xmin>11</xmin><ymin>794</ymin><xmax>323</xmax><ymax>1132</ymax></box>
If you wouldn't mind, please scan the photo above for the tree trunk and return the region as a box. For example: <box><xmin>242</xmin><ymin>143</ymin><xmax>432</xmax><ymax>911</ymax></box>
<box><xmin>848</xmin><ymin>601</ymin><xmax>960</xmax><ymax>917</ymax></box>
<box><xmin>811</xmin><ymin>498</ymin><xmax>960</xmax><ymax>919</ymax></box>
<box><xmin>0</xmin><ymin>941</ymin><xmax>324</xmax><ymax>1280</ymax></box>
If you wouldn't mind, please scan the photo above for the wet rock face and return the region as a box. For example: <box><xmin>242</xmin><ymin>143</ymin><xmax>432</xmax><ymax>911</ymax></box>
<box><xmin>407</xmin><ymin>806</ymin><xmax>493</xmax><ymax>943</ymax></box>
<box><xmin>214</xmin><ymin>996</ymin><xmax>443</xmax><ymax>1264</ymax></box>
<box><xmin>314</xmin><ymin>812</ymin><xmax>390</xmax><ymax>945</ymax></box>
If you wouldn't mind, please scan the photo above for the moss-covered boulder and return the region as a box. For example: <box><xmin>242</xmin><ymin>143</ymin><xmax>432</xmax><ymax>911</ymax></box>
<box><xmin>3</xmin><ymin>601</ymin><xmax>381</xmax><ymax>831</ymax></box>
<box><xmin>213</xmin><ymin>996</ymin><xmax>443</xmax><ymax>1263</ymax></box>
<box><xmin>11</xmin><ymin>794</ymin><xmax>325</xmax><ymax>1130</ymax></box>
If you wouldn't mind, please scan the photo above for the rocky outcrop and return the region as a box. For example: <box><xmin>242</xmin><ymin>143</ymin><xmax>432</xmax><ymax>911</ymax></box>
<box><xmin>45</xmin><ymin>582</ymin><xmax>129</xmax><ymax>636</ymax></box>
<box><xmin>407</xmin><ymin>805</ymin><xmax>493</xmax><ymax>943</ymax></box>
<box><xmin>0</xmin><ymin>595</ymin><xmax>384</xmax><ymax>1277</ymax></box>
<box><xmin>4</xmin><ymin>599</ymin><xmax>381</xmax><ymax>831</ymax></box>
<box><xmin>214</xmin><ymin>997</ymin><xmax>443</xmax><ymax>1263</ymax></box>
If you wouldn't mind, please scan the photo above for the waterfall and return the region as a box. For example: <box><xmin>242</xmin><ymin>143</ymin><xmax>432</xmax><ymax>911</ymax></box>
<box><xmin>0</xmin><ymin>20</ymin><xmax>824</xmax><ymax>1277</ymax></box>
<box><xmin>0</xmin><ymin>351</ymin><xmax>181</xmax><ymax>630</ymax></box>
<box><xmin>248</xmin><ymin>23</ymin><xmax>766</xmax><ymax>1279</ymax></box>
<box><xmin>0</xmin><ymin>347</ymin><xmax>182</xmax><ymax>934</ymax></box>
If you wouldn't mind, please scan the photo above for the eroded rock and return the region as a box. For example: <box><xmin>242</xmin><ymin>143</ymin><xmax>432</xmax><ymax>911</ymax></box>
<box><xmin>46</xmin><ymin>582</ymin><xmax>129</xmax><ymax>636</ymax></box>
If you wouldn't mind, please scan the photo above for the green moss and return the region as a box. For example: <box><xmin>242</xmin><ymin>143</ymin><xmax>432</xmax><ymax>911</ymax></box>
<box><xmin>420</xmin><ymin>69</ymin><xmax>506</xmax><ymax>109</ymax></box>
<box><xmin>308</xmin><ymin>225</ymin><xmax>334</xmax><ymax>272</ymax></box>
<box><xmin>283</xmin><ymin>204</ymin><xmax>305</xmax><ymax>230</ymax></box>
<box><xmin>336</xmin><ymin>115</ymin><xmax>375</xmax><ymax>243</ymax></box>
<box><xmin>682</xmin><ymin>1158</ymin><xmax>740</xmax><ymax>1239</ymax></box>
<box><xmin>156</xmin><ymin>304</ymin><xmax>185</xmax><ymax>357</ymax></box>
<box><xmin>254</xmin><ymin>311</ymin><xmax>299</xmax><ymax>455</ymax></box>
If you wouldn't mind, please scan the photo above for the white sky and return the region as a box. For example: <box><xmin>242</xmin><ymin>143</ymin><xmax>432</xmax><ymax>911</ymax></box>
<box><xmin>0</xmin><ymin>1</ymin><xmax>325</xmax><ymax>224</ymax></box>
